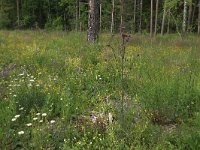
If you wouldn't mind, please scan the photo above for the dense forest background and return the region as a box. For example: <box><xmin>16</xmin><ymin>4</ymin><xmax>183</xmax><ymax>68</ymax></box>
<box><xmin>0</xmin><ymin>0</ymin><xmax>200</xmax><ymax>34</ymax></box>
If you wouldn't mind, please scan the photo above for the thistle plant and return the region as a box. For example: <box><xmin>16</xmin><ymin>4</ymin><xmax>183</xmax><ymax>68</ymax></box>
<box><xmin>106</xmin><ymin>26</ymin><xmax>131</xmax><ymax>121</ymax></box>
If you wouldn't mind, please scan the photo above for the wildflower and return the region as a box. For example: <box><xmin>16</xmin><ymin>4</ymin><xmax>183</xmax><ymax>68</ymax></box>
<box><xmin>13</xmin><ymin>95</ymin><xmax>17</xmax><ymax>97</ymax></box>
<box><xmin>36</xmin><ymin>113</ymin><xmax>40</xmax><ymax>116</ymax></box>
<box><xmin>36</xmin><ymin>84</ymin><xmax>40</xmax><ymax>87</ymax></box>
<box><xmin>26</xmin><ymin>123</ymin><xmax>32</xmax><ymax>127</ymax></box>
<box><xmin>39</xmin><ymin>120</ymin><xmax>43</xmax><ymax>123</ymax></box>
<box><xmin>18</xmin><ymin>131</ymin><xmax>24</xmax><ymax>135</ymax></box>
<box><xmin>30</xmin><ymin>79</ymin><xmax>34</xmax><ymax>82</ymax></box>
<box><xmin>19</xmin><ymin>73</ymin><xmax>24</xmax><ymax>76</ymax></box>
<box><xmin>33</xmin><ymin>117</ymin><xmax>38</xmax><ymax>121</ymax></box>
<box><xmin>42</xmin><ymin>113</ymin><xmax>47</xmax><ymax>117</ymax></box>
<box><xmin>50</xmin><ymin>120</ymin><xmax>55</xmax><ymax>124</ymax></box>
<box><xmin>12</xmin><ymin>118</ymin><xmax>17</xmax><ymax>122</ymax></box>
<box><xmin>15</xmin><ymin>115</ymin><xmax>20</xmax><ymax>118</ymax></box>
<box><xmin>19</xmin><ymin>107</ymin><xmax>24</xmax><ymax>111</ymax></box>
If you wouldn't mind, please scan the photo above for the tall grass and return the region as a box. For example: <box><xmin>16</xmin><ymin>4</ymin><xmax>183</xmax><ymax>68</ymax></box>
<box><xmin>0</xmin><ymin>31</ymin><xmax>200</xmax><ymax>149</ymax></box>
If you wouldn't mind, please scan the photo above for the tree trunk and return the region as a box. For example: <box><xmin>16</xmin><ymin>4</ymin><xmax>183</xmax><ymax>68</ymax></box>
<box><xmin>79</xmin><ymin>1</ymin><xmax>81</xmax><ymax>31</ymax></box>
<box><xmin>187</xmin><ymin>1</ymin><xmax>193</xmax><ymax>32</ymax></box>
<box><xmin>192</xmin><ymin>0</ymin><xmax>197</xmax><ymax>25</ymax></box>
<box><xmin>198</xmin><ymin>0</ymin><xmax>200</xmax><ymax>34</ymax></box>
<box><xmin>139</xmin><ymin>0</ymin><xmax>143</xmax><ymax>33</ymax></box>
<box><xmin>182</xmin><ymin>0</ymin><xmax>187</xmax><ymax>33</ymax></box>
<box><xmin>16</xmin><ymin>0</ymin><xmax>20</xmax><ymax>26</ymax></box>
<box><xmin>150</xmin><ymin>0</ymin><xmax>153</xmax><ymax>37</ymax></box>
<box><xmin>161</xmin><ymin>2</ymin><xmax>166</xmax><ymax>35</ymax></box>
<box><xmin>111</xmin><ymin>0</ymin><xmax>115</xmax><ymax>33</ymax></box>
<box><xmin>76</xmin><ymin>0</ymin><xmax>79</xmax><ymax>31</ymax></box>
<box><xmin>154</xmin><ymin>0</ymin><xmax>159</xmax><ymax>36</ymax></box>
<box><xmin>100</xmin><ymin>2</ymin><xmax>102</xmax><ymax>32</ymax></box>
<box><xmin>133</xmin><ymin>0</ymin><xmax>137</xmax><ymax>33</ymax></box>
<box><xmin>167</xmin><ymin>10</ymin><xmax>170</xmax><ymax>34</ymax></box>
<box><xmin>87</xmin><ymin>0</ymin><xmax>100</xmax><ymax>42</ymax></box>
<box><xmin>64</xmin><ymin>12</ymin><xmax>67</xmax><ymax>31</ymax></box>
<box><xmin>120</xmin><ymin>0</ymin><xmax>124</xmax><ymax>32</ymax></box>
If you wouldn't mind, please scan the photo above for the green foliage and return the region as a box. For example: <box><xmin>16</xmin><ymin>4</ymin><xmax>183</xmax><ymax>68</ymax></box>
<box><xmin>0</xmin><ymin>0</ymin><xmax>199</xmax><ymax>34</ymax></box>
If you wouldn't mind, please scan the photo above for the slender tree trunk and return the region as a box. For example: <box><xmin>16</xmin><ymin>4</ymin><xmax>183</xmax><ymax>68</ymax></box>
<box><xmin>150</xmin><ymin>0</ymin><xmax>153</xmax><ymax>37</ymax></box>
<box><xmin>167</xmin><ymin>10</ymin><xmax>170</xmax><ymax>34</ymax></box>
<box><xmin>47</xmin><ymin>0</ymin><xmax>51</xmax><ymax>20</ymax></box>
<box><xmin>187</xmin><ymin>1</ymin><xmax>193</xmax><ymax>32</ymax></box>
<box><xmin>100</xmin><ymin>2</ymin><xmax>102</xmax><ymax>32</ymax></box>
<box><xmin>111</xmin><ymin>0</ymin><xmax>115</xmax><ymax>33</ymax></box>
<box><xmin>64</xmin><ymin>12</ymin><xmax>66</xmax><ymax>31</ymax></box>
<box><xmin>161</xmin><ymin>2</ymin><xmax>166</xmax><ymax>35</ymax></box>
<box><xmin>79</xmin><ymin>1</ymin><xmax>81</xmax><ymax>31</ymax></box>
<box><xmin>133</xmin><ymin>0</ymin><xmax>137</xmax><ymax>32</ymax></box>
<box><xmin>182</xmin><ymin>0</ymin><xmax>188</xmax><ymax>33</ymax></box>
<box><xmin>198</xmin><ymin>0</ymin><xmax>200</xmax><ymax>34</ymax></box>
<box><xmin>16</xmin><ymin>0</ymin><xmax>20</xmax><ymax>26</ymax></box>
<box><xmin>139</xmin><ymin>0</ymin><xmax>143</xmax><ymax>33</ymax></box>
<box><xmin>192</xmin><ymin>0</ymin><xmax>197</xmax><ymax>25</ymax></box>
<box><xmin>120</xmin><ymin>0</ymin><xmax>124</xmax><ymax>31</ymax></box>
<box><xmin>154</xmin><ymin>0</ymin><xmax>159</xmax><ymax>36</ymax></box>
<box><xmin>76</xmin><ymin>0</ymin><xmax>79</xmax><ymax>31</ymax></box>
<box><xmin>87</xmin><ymin>0</ymin><xmax>100</xmax><ymax>42</ymax></box>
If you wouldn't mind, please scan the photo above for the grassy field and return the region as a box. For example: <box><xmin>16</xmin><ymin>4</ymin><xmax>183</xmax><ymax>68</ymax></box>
<box><xmin>0</xmin><ymin>31</ymin><xmax>200</xmax><ymax>149</ymax></box>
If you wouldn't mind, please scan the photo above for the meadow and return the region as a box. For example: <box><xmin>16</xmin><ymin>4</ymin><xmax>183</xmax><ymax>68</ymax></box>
<box><xmin>0</xmin><ymin>31</ymin><xmax>200</xmax><ymax>149</ymax></box>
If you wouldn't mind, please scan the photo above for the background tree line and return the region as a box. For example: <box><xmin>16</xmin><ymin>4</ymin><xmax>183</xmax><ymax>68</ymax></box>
<box><xmin>0</xmin><ymin>0</ymin><xmax>200</xmax><ymax>35</ymax></box>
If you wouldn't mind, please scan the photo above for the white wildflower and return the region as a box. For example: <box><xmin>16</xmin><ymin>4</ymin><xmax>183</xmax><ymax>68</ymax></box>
<box><xmin>19</xmin><ymin>73</ymin><xmax>24</xmax><ymax>76</ymax></box>
<box><xmin>18</xmin><ymin>131</ymin><xmax>24</xmax><ymax>135</ymax></box>
<box><xmin>26</xmin><ymin>123</ymin><xmax>32</xmax><ymax>127</ymax></box>
<box><xmin>50</xmin><ymin>120</ymin><xmax>55</xmax><ymax>124</ymax></box>
<box><xmin>33</xmin><ymin>117</ymin><xmax>38</xmax><ymax>121</ymax></box>
<box><xmin>42</xmin><ymin>113</ymin><xmax>47</xmax><ymax>117</ymax></box>
<box><xmin>19</xmin><ymin>107</ymin><xmax>24</xmax><ymax>111</ymax></box>
<box><xmin>30</xmin><ymin>79</ymin><xmax>34</xmax><ymax>82</ymax></box>
<box><xmin>36</xmin><ymin>113</ymin><xmax>40</xmax><ymax>116</ymax></box>
<box><xmin>13</xmin><ymin>95</ymin><xmax>17</xmax><ymax>97</ymax></box>
<box><xmin>15</xmin><ymin>115</ymin><xmax>20</xmax><ymax>118</ymax></box>
<box><xmin>39</xmin><ymin>120</ymin><xmax>43</xmax><ymax>123</ymax></box>
<box><xmin>12</xmin><ymin>118</ymin><xmax>17</xmax><ymax>122</ymax></box>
